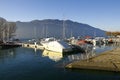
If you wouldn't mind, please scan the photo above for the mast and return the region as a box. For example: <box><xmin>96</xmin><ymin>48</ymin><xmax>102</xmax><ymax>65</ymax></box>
<box><xmin>70</xmin><ymin>28</ymin><xmax>73</xmax><ymax>37</ymax></box>
<box><xmin>62</xmin><ymin>19</ymin><xmax>66</xmax><ymax>39</ymax></box>
<box><xmin>42</xmin><ymin>24</ymin><xmax>45</xmax><ymax>38</ymax></box>
<box><xmin>45</xmin><ymin>24</ymin><xmax>48</xmax><ymax>38</ymax></box>
<box><xmin>7</xmin><ymin>25</ymin><xmax>9</xmax><ymax>41</ymax></box>
<box><xmin>2</xmin><ymin>30</ymin><xmax>5</xmax><ymax>43</ymax></box>
<box><xmin>34</xmin><ymin>26</ymin><xmax>37</xmax><ymax>39</ymax></box>
<box><xmin>94</xmin><ymin>30</ymin><xmax>96</xmax><ymax>38</ymax></box>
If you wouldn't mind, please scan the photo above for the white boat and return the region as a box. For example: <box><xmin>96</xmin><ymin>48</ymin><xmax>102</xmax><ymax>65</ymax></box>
<box><xmin>40</xmin><ymin>37</ymin><xmax>72</xmax><ymax>53</ymax></box>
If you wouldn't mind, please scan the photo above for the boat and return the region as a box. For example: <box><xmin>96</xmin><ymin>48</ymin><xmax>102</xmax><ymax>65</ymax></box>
<box><xmin>40</xmin><ymin>37</ymin><xmax>73</xmax><ymax>53</ymax></box>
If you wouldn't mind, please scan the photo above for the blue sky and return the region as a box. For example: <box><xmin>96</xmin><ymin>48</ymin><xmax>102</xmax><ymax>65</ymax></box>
<box><xmin>0</xmin><ymin>0</ymin><xmax>120</xmax><ymax>31</ymax></box>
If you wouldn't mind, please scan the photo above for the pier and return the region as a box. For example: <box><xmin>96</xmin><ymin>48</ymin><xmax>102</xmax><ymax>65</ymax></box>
<box><xmin>22</xmin><ymin>43</ymin><xmax>44</xmax><ymax>50</ymax></box>
<box><xmin>66</xmin><ymin>47</ymin><xmax>120</xmax><ymax>72</ymax></box>
<box><xmin>0</xmin><ymin>42</ymin><xmax>22</xmax><ymax>49</ymax></box>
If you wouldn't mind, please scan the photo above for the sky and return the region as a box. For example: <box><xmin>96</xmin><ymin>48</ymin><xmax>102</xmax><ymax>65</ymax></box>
<box><xmin>0</xmin><ymin>0</ymin><xmax>120</xmax><ymax>31</ymax></box>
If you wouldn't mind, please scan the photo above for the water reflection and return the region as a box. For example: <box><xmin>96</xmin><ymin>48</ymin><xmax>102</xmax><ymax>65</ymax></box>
<box><xmin>67</xmin><ymin>43</ymin><xmax>120</xmax><ymax>62</ymax></box>
<box><xmin>0</xmin><ymin>45</ymin><xmax>119</xmax><ymax>80</ymax></box>
<box><xmin>67</xmin><ymin>46</ymin><xmax>96</xmax><ymax>62</ymax></box>
<box><xmin>41</xmin><ymin>44</ymin><xmax>114</xmax><ymax>62</ymax></box>
<box><xmin>42</xmin><ymin>50</ymin><xmax>63</xmax><ymax>62</ymax></box>
<box><xmin>0</xmin><ymin>48</ymin><xmax>16</xmax><ymax>63</ymax></box>
<box><xmin>0</xmin><ymin>43</ymin><xmax>117</xmax><ymax>64</ymax></box>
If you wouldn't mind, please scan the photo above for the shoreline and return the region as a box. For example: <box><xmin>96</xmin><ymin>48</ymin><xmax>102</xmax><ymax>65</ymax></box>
<box><xmin>65</xmin><ymin>48</ymin><xmax>120</xmax><ymax>72</ymax></box>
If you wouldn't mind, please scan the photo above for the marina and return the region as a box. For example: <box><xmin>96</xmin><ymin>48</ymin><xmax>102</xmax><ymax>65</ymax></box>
<box><xmin>1</xmin><ymin>1</ymin><xmax>120</xmax><ymax>79</ymax></box>
<box><xmin>0</xmin><ymin>44</ymin><xmax>120</xmax><ymax>80</ymax></box>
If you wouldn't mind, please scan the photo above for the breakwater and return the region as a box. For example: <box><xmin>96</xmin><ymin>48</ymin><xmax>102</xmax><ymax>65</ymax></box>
<box><xmin>66</xmin><ymin>48</ymin><xmax>120</xmax><ymax>72</ymax></box>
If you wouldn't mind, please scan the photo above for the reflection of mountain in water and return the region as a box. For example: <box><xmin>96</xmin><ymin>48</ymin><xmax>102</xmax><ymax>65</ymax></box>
<box><xmin>42</xmin><ymin>50</ymin><xmax>63</xmax><ymax>62</ymax></box>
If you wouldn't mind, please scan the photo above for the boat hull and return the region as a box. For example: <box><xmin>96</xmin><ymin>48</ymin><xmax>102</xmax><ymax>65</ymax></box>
<box><xmin>41</xmin><ymin>40</ymin><xmax>72</xmax><ymax>53</ymax></box>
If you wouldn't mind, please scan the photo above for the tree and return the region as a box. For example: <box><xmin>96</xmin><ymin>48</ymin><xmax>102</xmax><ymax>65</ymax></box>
<box><xmin>0</xmin><ymin>17</ymin><xmax>7</xmax><ymax>41</ymax></box>
<box><xmin>0</xmin><ymin>17</ymin><xmax>16</xmax><ymax>42</ymax></box>
<box><xmin>7</xmin><ymin>22</ymin><xmax>16</xmax><ymax>39</ymax></box>
<box><xmin>106</xmin><ymin>31</ymin><xmax>120</xmax><ymax>37</ymax></box>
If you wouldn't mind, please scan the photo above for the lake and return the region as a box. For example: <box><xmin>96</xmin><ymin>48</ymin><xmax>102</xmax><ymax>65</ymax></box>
<box><xmin>0</xmin><ymin>45</ymin><xmax>120</xmax><ymax>80</ymax></box>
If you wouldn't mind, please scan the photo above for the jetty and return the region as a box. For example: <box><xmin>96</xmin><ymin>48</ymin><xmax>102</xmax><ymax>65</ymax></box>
<box><xmin>66</xmin><ymin>48</ymin><xmax>120</xmax><ymax>72</ymax></box>
<box><xmin>22</xmin><ymin>43</ymin><xmax>44</xmax><ymax>50</ymax></box>
<box><xmin>0</xmin><ymin>42</ymin><xmax>22</xmax><ymax>49</ymax></box>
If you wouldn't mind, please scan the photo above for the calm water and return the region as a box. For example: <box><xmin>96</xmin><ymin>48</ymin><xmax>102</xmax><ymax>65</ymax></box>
<box><xmin>0</xmin><ymin>45</ymin><xmax>120</xmax><ymax>80</ymax></box>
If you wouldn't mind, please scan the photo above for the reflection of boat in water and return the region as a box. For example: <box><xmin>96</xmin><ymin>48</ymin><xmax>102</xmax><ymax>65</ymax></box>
<box><xmin>42</xmin><ymin>50</ymin><xmax>63</xmax><ymax>62</ymax></box>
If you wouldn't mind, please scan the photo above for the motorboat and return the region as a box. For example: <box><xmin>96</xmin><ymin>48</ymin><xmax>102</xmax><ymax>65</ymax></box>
<box><xmin>40</xmin><ymin>37</ymin><xmax>72</xmax><ymax>53</ymax></box>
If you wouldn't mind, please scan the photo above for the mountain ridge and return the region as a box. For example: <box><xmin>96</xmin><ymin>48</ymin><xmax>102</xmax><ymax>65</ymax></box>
<box><xmin>15</xmin><ymin>19</ymin><xmax>106</xmax><ymax>39</ymax></box>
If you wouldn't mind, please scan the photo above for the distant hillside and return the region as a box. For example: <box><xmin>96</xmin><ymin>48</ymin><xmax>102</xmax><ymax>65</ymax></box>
<box><xmin>15</xmin><ymin>19</ymin><xmax>106</xmax><ymax>39</ymax></box>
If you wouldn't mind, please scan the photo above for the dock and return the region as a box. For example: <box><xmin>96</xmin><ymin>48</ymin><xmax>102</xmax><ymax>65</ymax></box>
<box><xmin>66</xmin><ymin>48</ymin><xmax>120</xmax><ymax>72</ymax></box>
<box><xmin>22</xmin><ymin>43</ymin><xmax>44</xmax><ymax>50</ymax></box>
<box><xmin>0</xmin><ymin>42</ymin><xmax>22</xmax><ymax>49</ymax></box>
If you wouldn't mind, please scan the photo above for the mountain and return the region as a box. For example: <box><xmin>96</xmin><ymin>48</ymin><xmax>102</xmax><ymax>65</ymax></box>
<box><xmin>15</xmin><ymin>19</ymin><xmax>106</xmax><ymax>39</ymax></box>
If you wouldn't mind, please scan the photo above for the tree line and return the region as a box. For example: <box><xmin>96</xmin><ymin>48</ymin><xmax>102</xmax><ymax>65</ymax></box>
<box><xmin>106</xmin><ymin>31</ymin><xmax>120</xmax><ymax>37</ymax></box>
<box><xmin>0</xmin><ymin>17</ymin><xmax>16</xmax><ymax>42</ymax></box>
